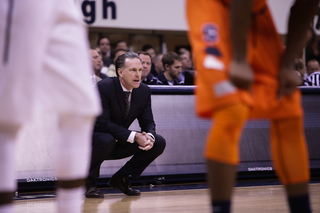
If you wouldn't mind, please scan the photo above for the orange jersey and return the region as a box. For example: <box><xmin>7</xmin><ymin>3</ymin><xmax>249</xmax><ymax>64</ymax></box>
<box><xmin>221</xmin><ymin>0</ymin><xmax>267</xmax><ymax>13</ymax></box>
<box><xmin>186</xmin><ymin>0</ymin><xmax>302</xmax><ymax>120</ymax></box>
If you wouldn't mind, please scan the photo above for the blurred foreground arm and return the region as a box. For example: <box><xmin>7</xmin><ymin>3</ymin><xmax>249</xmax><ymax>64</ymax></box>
<box><xmin>229</xmin><ymin>0</ymin><xmax>254</xmax><ymax>90</ymax></box>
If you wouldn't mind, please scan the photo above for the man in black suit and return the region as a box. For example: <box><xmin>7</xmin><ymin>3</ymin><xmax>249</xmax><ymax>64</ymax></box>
<box><xmin>85</xmin><ymin>52</ymin><xmax>166</xmax><ymax>198</ymax></box>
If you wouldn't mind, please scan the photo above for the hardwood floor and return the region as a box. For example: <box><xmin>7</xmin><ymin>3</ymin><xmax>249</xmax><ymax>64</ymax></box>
<box><xmin>13</xmin><ymin>183</ymin><xmax>320</xmax><ymax>213</ymax></box>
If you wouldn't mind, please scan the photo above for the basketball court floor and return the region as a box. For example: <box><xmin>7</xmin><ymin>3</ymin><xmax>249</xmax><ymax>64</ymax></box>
<box><xmin>13</xmin><ymin>181</ymin><xmax>320</xmax><ymax>213</ymax></box>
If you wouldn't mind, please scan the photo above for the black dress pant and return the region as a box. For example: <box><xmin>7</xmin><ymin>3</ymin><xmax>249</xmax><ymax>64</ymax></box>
<box><xmin>88</xmin><ymin>132</ymin><xmax>166</xmax><ymax>179</ymax></box>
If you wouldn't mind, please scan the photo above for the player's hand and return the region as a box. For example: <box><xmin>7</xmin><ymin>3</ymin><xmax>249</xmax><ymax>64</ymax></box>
<box><xmin>277</xmin><ymin>65</ymin><xmax>303</xmax><ymax>99</ymax></box>
<box><xmin>229</xmin><ymin>60</ymin><xmax>254</xmax><ymax>90</ymax></box>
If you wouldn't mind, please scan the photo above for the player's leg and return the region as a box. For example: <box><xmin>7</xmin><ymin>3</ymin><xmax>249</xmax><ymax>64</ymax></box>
<box><xmin>0</xmin><ymin>1</ymin><xmax>47</xmax><ymax>211</ymax></box>
<box><xmin>54</xmin><ymin>114</ymin><xmax>95</xmax><ymax>213</ymax></box>
<box><xmin>186</xmin><ymin>0</ymin><xmax>252</xmax><ymax>212</ymax></box>
<box><xmin>270</xmin><ymin>116</ymin><xmax>311</xmax><ymax>213</ymax></box>
<box><xmin>0</xmin><ymin>124</ymin><xmax>20</xmax><ymax>213</ymax></box>
<box><xmin>205</xmin><ymin>103</ymin><xmax>250</xmax><ymax>213</ymax></box>
<box><xmin>43</xmin><ymin>1</ymin><xmax>100</xmax><ymax>211</ymax></box>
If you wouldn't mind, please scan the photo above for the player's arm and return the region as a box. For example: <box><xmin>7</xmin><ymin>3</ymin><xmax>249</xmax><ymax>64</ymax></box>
<box><xmin>278</xmin><ymin>0</ymin><xmax>319</xmax><ymax>97</ymax></box>
<box><xmin>229</xmin><ymin>0</ymin><xmax>254</xmax><ymax>90</ymax></box>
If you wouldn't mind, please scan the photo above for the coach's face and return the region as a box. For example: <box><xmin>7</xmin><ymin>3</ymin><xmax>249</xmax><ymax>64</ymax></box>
<box><xmin>118</xmin><ymin>58</ymin><xmax>142</xmax><ymax>90</ymax></box>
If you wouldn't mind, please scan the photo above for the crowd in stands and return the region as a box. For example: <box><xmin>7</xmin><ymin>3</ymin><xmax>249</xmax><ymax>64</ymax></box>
<box><xmin>294</xmin><ymin>27</ymin><xmax>320</xmax><ymax>86</ymax></box>
<box><xmin>92</xmin><ymin>37</ymin><xmax>195</xmax><ymax>86</ymax></box>
<box><xmin>93</xmin><ymin>34</ymin><xmax>320</xmax><ymax>87</ymax></box>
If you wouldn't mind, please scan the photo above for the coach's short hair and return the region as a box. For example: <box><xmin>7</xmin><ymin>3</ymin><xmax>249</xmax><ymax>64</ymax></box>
<box><xmin>115</xmin><ymin>52</ymin><xmax>141</xmax><ymax>77</ymax></box>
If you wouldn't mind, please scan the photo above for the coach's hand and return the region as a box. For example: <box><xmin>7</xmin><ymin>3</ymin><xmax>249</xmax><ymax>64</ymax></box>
<box><xmin>135</xmin><ymin>132</ymin><xmax>154</xmax><ymax>151</ymax></box>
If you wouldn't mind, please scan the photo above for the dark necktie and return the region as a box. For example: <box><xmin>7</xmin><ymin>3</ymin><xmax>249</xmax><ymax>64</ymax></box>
<box><xmin>124</xmin><ymin>91</ymin><xmax>131</xmax><ymax>117</ymax></box>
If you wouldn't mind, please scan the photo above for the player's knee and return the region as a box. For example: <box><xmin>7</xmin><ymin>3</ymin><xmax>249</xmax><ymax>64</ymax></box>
<box><xmin>205</xmin><ymin>103</ymin><xmax>249</xmax><ymax>164</ymax></box>
<box><xmin>214</xmin><ymin>104</ymin><xmax>249</xmax><ymax>140</ymax></box>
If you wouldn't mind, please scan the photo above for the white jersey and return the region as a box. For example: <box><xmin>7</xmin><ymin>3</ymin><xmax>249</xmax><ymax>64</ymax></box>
<box><xmin>0</xmin><ymin>0</ymin><xmax>101</xmax><ymax>126</ymax></box>
<box><xmin>304</xmin><ymin>71</ymin><xmax>320</xmax><ymax>86</ymax></box>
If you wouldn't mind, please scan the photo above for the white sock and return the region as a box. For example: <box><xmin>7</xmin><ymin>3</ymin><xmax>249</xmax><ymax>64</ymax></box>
<box><xmin>54</xmin><ymin>115</ymin><xmax>93</xmax><ymax>179</ymax></box>
<box><xmin>0</xmin><ymin>132</ymin><xmax>17</xmax><ymax>191</ymax></box>
<box><xmin>0</xmin><ymin>204</ymin><xmax>13</xmax><ymax>213</ymax></box>
<box><xmin>56</xmin><ymin>187</ymin><xmax>84</xmax><ymax>213</ymax></box>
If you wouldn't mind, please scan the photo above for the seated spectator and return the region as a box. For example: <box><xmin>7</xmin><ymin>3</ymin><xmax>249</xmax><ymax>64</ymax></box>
<box><xmin>137</xmin><ymin>51</ymin><xmax>162</xmax><ymax>85</ymax></box>
<box><xmin>107</xmin><ymin>49</ymin><xmax>128</xmax><ymax>77</ymax></box>
<box><xmin>178</xmin><ymin>51</ymin><xmax>195</xmax><ymax>85</ymax></box>
<box><xmin>306</xmin><ymin>59</ymin><xmax>320</xmax><ymax>76</ymax></box>
<box><xmin>141</xmin><ymin>44</ymin><xmax>156</xmax><ymax>60</ymax></box>
<box><xmin>177</xmin><ymin>47</ymin><xmax>191</xmax><ymax>55</ymax></box>
<box><xmin>305</xmin><ymin>27</ymin><xmax>320</xmax><ymax>64</ymax></box>
<box><xmin>97</xmin><ymin>36</ymin><xmax>113</xmax><ymax>67</ymax></box>
<box><xmin>304</xmin><ymin>71</ymin><xmax>320</xmax><ymax>86</ymax></box>
<box><xmin>90</xmin><ymin>48</ymin><xmax>108</xmax><ymax>85</ymax></box>
<box><xmin>115</xmin><ymin>40</ymin><xmax>129</xmax><ymax>51</ymax></box>
<box><xmin>303</xmin><ymin>59</ymin><xmax>320</xmax><ymax>86</ymax></box>
<box><xmin>152</xmin><ymin>54</ymin><xmax>164</xmax><ymax>77</ymax></box>
<box><xmin>157</xmin><ymin>52</ymin><xmax>183</xmax><ymax>85</ymax></box>
<box><xmin>94</xmin><ymin>47</ymin><xmax>108</xmax><ymax>75</ymax></box>
<box><xmin>141</xmin><ymin>44</ymin><xmax>157</xmax><ymax>75</ymax></box>
<box><xmin>295</xmin><ymin>58</ymin><xmax>306</xmax><ymax>79</ymax></box>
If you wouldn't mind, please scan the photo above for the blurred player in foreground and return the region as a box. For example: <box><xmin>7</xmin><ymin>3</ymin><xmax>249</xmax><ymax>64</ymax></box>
<box><xmin>0</xmin><ymin>0</ymin><xmax>101</xmax><ymax>212</ymax></box>
<box><xmin>187</xmin><ymin>0</ymin><xmax>319</xmax><ymax>212</ymax></box>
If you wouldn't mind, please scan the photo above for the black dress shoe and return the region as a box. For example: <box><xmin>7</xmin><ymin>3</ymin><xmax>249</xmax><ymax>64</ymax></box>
<box><xmin>108</xmin><ymin>176</ymin><xmax>141</xmax><ymax>196</ymax></box>
<box><xmin>85</xmin><ymin>178</ymin><xmax>104</xmax><ymax>198</ymax></box>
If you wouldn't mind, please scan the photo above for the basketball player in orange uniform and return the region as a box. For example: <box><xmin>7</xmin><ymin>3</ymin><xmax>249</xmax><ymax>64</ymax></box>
<box><xmin>187</xmin><ymin>0</ymin><xmax>319</xmax><ymax>212</ymax></box>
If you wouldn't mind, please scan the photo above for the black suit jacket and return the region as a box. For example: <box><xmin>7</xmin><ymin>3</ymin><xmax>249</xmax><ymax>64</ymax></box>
<box><xmin>94</xmin><ymin>77</ymin><xmax>156</xmax><ymax>144</ymax></box>
<box><xmin>156</xmin><ymin>72</ymin><xmax>183</xmax><ymax>85</ymax></box>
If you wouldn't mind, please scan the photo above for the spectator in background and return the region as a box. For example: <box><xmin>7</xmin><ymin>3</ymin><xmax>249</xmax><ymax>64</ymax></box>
<box><xmin>304</xmin><ymin>70</ymin><xmax>320</xmax><ymax>86</ymax></box>
<box><xmin>178</xmin><ymin>52</ymin><xmax>195</xmax><ymax>85</ymax></box>
<box><xmin>94</xmin><ymin>47</ymin><xmax>109</xmax><ymax>76</ymax></box>
<box><xmin>97</xmin><ymin>36</ymin><xmax>113</xmax><ymax>67</ymax></box>
<box><xmin>157</xmin><ymin>52</ymin><xmax>183</xmax><ymax>85</ymax></box>
<box><xmin>295</xmin><ymin>58</ymin><xmax>306</xmax><ymax>79</ymax></box>
<box><xmin>107</xmin><ymin>49</ymin><xmax>129</xmax><ymax>77</ymax></box>
<box><xmin>178</xmin><ymin>47</ymin><xmax>192</xmax><ymax>57</ymax></box>
<box><xmin>304</xmin><ymin>59</ymin><xmax>320</xmax><ymax>86</ymax></box>
<box><xmin>294</xmin><ymin>58</ymin><xmax>311</xmax><ymax>86</ymax></box>
<box><xmin>179</xmin><ymin>52</ymin><xmax>193</xmax><ymax>71</ymax></box>
<box><xmin>152</xmin><ymin>54</ymin><xmax>164</xmax><ymax>77</ymax></box>
<box><xmin>141</xmin><ymin>44</ymin><xmax>156</xmax><ymax>61</ymax></box>
<box><xmin>306</xmin><ymin>59</ymin><xmax>320</xmax><ymax>76</ymax></box>
<box><xmin>90</xmin><ymin>48</ymin><xmax>108</xmax><ymax>85</ymax></box>
<box><xmin>141</xmin><ymin>44</ymin><xmax>157</xmax><ymax>75</ymax></box>
<box><xmin>115</xmin><ymin>40</ymin><xmax>129</xmax><ymax>51</ymax></box>
<box><xmin>137</xmin><ymin>51</ymin><xmax>163</xmax><ymax>85</ymax></box>
<box><xmin>305</xmin><ymin>26</ymin><xmax>320</xmax><ymax>64</ymax></box>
